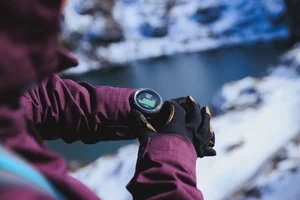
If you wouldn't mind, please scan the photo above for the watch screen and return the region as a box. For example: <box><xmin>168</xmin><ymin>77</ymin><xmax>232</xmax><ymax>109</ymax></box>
<box><xmin>136</xmin><ymin>91</ymin><xmax>158</xmax><ymax>109</ymax></box>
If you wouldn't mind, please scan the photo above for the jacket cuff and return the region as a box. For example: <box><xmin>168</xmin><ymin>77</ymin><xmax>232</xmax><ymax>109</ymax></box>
<box><xmin>94</xmin><ymin>87</ymin><xmax>137</xmax><ymax>141</ymax></box>
<box><xmin>138</xmin><ymin>134</ymin><xmax>197</xmax><ymax>171</ymax></box>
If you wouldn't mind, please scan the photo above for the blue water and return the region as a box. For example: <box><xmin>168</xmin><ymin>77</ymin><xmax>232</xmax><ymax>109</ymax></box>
<box><xmin>47</xmin><ymin>41</ymin><xmax>289</xmax><ymax>161</ymax></box>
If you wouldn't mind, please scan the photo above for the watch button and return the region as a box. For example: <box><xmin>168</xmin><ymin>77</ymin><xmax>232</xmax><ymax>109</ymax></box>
<box><xmin>116</xmin><ymin>131</ymin><xmax>126</xmax><ymax>137</ymax></box>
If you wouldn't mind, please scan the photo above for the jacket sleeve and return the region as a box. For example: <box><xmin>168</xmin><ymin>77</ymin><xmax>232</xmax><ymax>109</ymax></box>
<box><xmin>0</xmin><ymin>106</ymin><xmax>100</xmax><ymax>200</ymax></box>
<box><xmin>20</xmin><ymin>73</ymin><xmax>136</xmax><ymax>144</ymax></box>
<box><xmin>0</xmin><ymin>188</ymin><xmax>55</xmax><ymax>200</ymax></box>
<box><xmin>127</xmin><ymin>134</ymin><xmax>204</xmax><ymax>200</ymax></box>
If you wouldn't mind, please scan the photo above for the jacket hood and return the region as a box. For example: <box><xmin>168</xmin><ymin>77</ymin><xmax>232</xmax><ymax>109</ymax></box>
<box><xmin>0</xmin><ymin>0</ymin><xmax>78</xmax><ymax>94</ymax></box>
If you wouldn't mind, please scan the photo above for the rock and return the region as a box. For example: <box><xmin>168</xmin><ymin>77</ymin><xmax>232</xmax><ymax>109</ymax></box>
<box><xmin>263</xmin><ymin>0</ymin><xmax>287</xmax><ymax>25</ymax></box>
<box><xmin>75</xmin><ymin>0</ymin><xmax>114</xmax><ymax>16</ymax></box>
<box><xmin>271</xmin><ymin>149</ymin><xmax>288</xmax><ymax>169</ymax></box>
<box><xmin>210</xmin><ymin>91</ymin><xmax>228</xmax><ymax>115</ymax></box>
<box><xmin>278</xmin><ymin>42</ymin><xmax>300</xmax><ymax>72</ymax></box>
<box><xmin>284</xmin><ymin>0</ymin><xmax>300</xmax><ymax>43</ymax></box>
<box><xmin>225</xmin><ymin>141</ymin><xmax>244</xmax><ymax>153</ymax></box>
<box><xmin>68</xmin><ymin>160</ymin><xmax>92</xmax><ymax>172</ymax></box>
<box><xmin>84</xmin><ymin>18</ymin><xmax>124</xmax><ymax>44</ymax></box>
<box><xmin>292</xmin><ymin>134</ymin><xmax>300</xmax><ymax>145</ymax></box>
<box><xmin>190</xmin><ymin>5</ymin><xmax>223</xmax><ymax>24</ymax></box>
<box><xmin>139</xmin><ymin>23</ymin><xmax>168</xmax><ymax>38</ymax></box>
<box><xmin>244</xmin><ymin>187</ymin><xmax>262</xmax><ymax>198</ymax></box>
<box><xmin>62</xmin><ymin>0</ymin><xmax>290</xmax><ymax>74</ymax></box>
<box><xmin>70</xmin><ymin>0</ymin><xmax>124</xmax><ymax>44</ymax></box>
<box><xmin>211</xmin><ymin>79</ymin><xmax>262</xmax><ymax>115</ymax></box>
<box><xmin>59</xmin><ymin>34</ymin><xmax>79</xmax><ymax>51</ymax></box>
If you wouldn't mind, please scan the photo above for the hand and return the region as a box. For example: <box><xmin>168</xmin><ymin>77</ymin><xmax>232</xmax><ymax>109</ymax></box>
<box><xmin>129</xmin><ymin>96</ymin><xmax>216</xmax><ymax>158</ymax></box>
<box><xmin>170</xmin><ymin>96</ymin><xmax>216</xmax><ymax>157</ymax></box>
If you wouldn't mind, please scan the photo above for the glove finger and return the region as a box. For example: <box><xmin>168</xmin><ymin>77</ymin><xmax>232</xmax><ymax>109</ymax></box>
<box><xmin>164</xmin><ymin>100</ymin><xmax>186</xmax><ymax>127</ymax></box>
<box><xmin>185</xmin><ymin>96</ymin><xmax>201</xmax><ymax>127</ymax></box>
<box><xmin>129</xmin><ymin>110</ymin><xmax>157</xmax><ymax>133</ymax></box>
<box><xmin>203</xmin><ymin>148</ymin><xmax>217</xmax><ymax>157</ymax></box>
<box><xmin>170</xmin><ymin>96</ymin><xmax>195</xmax><ymax>123</ymax></box>
<box><xmin>198</xmin><ymin>107</ymin><xmax>213</xmax><ymax>138</ymax></box>
<box><xmin>171</xmin><ymin>97</ymin><xmax>187</xmax><ymax>106</ymax></box>
<box><xmin>129</xmin><ymin>109</ymin><xmax>148</xmax><ymax>124</ymax></box>
<box><xmin>209</xmin><ymin>132</ymin><xmax>215</xmax><ymax>147</ymax></box>
<box><xmin>151</xmin><ymin>102</ymin><xmax>171</xmax><ymax>131</ymax></box>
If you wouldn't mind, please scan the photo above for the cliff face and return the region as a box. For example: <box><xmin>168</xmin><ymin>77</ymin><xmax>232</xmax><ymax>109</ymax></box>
<box><xmin>284</xmin><ymin>0</ymin><xmax>300</xmax><ymax>43</ymax></box>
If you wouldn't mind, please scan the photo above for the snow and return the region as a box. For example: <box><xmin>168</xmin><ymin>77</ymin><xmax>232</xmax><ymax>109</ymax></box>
<box><xmin>63</xmin><ymin>0</ymin><xmax>290</xmax><ymax>74</ymax></box>
<box><xmin>212</xmin><ymin>77</ymin><xmax>260</xmax><ymax>113</ymax></box>
<box><xmin>280</xmin><ymin>43</ymin><xmax>300</xmax><ymax>67</ymax></box>
<box><xmin>71</xmin><ymin>145</ymin><xmax>138</xmax><ymax>200</ymax></box>
<box><xmin>63</xmin><ymin>0</ymin><xmax>94</xmax><ymax>35</ymax></box>
<box><xmin>259</xmin><ymin>169</ymin><xmax>300</xmax><ymax>200</ymax></box>
<box><xmin>230</xmin><ymin>139</ymin><xmax>300</xmax><ymax>200</ymax></box>
<box><xmin>262</xmin><ymin>0</ymin><xmax>286</xmax><ymax>21</ymax></box>
<box><xmin>197</xmin><ymin>74</ymin><xmax>300</xmax><ymax>200</ymax></box>
<box><xmin>71</xmin><ymin>42</ymin><xmax>300</xmax><ymax>199</ymax></box>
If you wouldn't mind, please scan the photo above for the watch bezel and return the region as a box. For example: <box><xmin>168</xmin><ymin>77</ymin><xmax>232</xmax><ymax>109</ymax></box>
<box><xmin>132</xmin><ymin>88</ymin><xmax>163</xmax><ymax>115</ymax></box>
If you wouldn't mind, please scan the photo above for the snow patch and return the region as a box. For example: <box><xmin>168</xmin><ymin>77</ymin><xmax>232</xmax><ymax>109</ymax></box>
<box><xmin>230</xmin><ymin>138</ymin><xmax>300</xmax><ymax>200</ymax></box>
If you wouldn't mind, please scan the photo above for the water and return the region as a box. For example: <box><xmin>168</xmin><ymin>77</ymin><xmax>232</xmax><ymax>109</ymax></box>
<box><xmin>47</xmin><ymin>41</ymin><xmax>289</xmax><ymax>161</ymax></box>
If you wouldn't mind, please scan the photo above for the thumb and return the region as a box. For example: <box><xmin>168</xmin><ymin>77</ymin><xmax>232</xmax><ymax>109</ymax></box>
<box><xmin>203</xmin><ymin>148</ymin><xmax>217</xmax><ymax>157</ymax></box>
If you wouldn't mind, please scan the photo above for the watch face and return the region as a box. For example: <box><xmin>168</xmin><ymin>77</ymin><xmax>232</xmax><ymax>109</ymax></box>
<box><xmin>136</xmin><ymin>90</ymin><xmax>160</xmax><ymax>110</ymax></box>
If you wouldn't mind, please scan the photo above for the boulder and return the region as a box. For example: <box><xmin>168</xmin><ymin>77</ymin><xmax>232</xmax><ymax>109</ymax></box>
<box><xmin>284</xmin><ymin>0</ymin><xmax>300</xmax><ymax>42</ymax></box>
<box><xmin>190</xmin><ymin>4</ymin><xmax>223</xmax><ymax>24</ymax></box>
<box><xmin>84</xmin><ymin>18</ymin><xmax>124</xmax><ymax>44</ymax></box>
<box><xmin>139</xmin><ymin>22</ymin><xmax>168</xmax><ymax>38</ymax></box>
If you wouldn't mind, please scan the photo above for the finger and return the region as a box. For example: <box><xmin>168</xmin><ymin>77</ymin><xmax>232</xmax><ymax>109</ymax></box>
<box><xmin>171</xmin><ymin>97</ymin><xmax>187</xmax><ymax>106</ymax></box>
<box><xmin>209</xmin><ymin>132</ymin><xmax>215</xmax><ymax>147</ymax></box>
<box><xmin>203</xmin><ymin>148</ymin><xmax>217</xmax><ymax>157</ymax></box>
<box><xmin>205</xmin><ymin>106</ymin><xmax>215</xmax><ymax>146</ymax></box>
<box><xmin>205</xmin><ymin>106</ymin><xmax>212</xmax><ymax>119</ymax></box>
<box><xmin>199</xmin><ymin>107</ymin><xmax>214</xmax><ymax>136</ymax></box>
<box><xmin>165</xmin><ymin>100</ymin><xmax>186</xmax><ymax>126</ymax></box>
<box><xmin>198</xmin><ymin>107</ymin><xmax>212</xmax><ymax>135</ymax></box>
<box><xmin>170</xmin><ymin>97</ymin><xmax>190</xmax><ymax>122</ymax></box>
<box><xmin>185</xmin><ymin>96</ymin><xmax>201</xmax><ymax>127</ymax></box>
<box><xmin>154</xmin><ymin>99</ymin><xmax>186</xmax><ymax>131</ymax></box>
<box><xmin>129</xmin><ymin>110</ymin><xmax>157</xmax><ymax>133</ymax></box>
<box><xmin>129</xmin><ymin>109</ymin><xmax>148</xmax><ymax>124</ymax></box>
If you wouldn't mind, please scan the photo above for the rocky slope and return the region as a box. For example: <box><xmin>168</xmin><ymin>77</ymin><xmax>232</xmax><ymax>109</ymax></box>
<box><xmin>61</xmin><ymin>0</ymin><xmax>289</xmax><ymax>74</ymax></box>
<box><xmin>229</xmin><ymin>134</ymin><xmax>300</xmax><ymax>200</ymax></box>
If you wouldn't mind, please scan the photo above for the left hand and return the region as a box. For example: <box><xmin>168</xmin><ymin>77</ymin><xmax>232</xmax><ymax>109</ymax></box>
<box><xmin>170</xmin><ymin>97</ymin><xmax>216</xmax><ymax>157</ymax></box>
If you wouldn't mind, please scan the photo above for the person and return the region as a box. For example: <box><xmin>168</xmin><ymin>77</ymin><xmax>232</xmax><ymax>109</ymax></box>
<box><xmin>0</xmin><ymin>0</ymin><xmax>216</xmax><ymax>199</ymax></box>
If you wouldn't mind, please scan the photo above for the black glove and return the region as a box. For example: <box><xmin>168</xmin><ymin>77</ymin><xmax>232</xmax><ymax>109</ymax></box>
<box><xmin>170</xmin><ymin>96</ymin><xmax>216</xmax><ymax>156</ymax></box>
<box><xmin>129</xmin><ymin>96</ymin><xmax>216</xmax><ymax>158</ymax></box>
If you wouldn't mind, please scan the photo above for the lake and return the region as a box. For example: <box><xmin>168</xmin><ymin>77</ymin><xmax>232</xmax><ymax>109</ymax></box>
<box><xmin>47</xmin><ymin>41</ymin><xmax>289</xmax><ymax>161</ymax></box>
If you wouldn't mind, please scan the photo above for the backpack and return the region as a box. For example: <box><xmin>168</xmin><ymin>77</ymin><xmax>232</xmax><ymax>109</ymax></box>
<box><xmin>0</xmin><ymin>145</ymin><xmax>65</xmax><ymax>200</ymax></box>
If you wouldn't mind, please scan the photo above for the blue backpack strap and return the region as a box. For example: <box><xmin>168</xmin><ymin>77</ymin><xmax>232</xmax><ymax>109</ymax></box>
<box><xmin>0</xmin><ymin>145</ymin><xmax>66</xmax><ymax>200</ymax></box>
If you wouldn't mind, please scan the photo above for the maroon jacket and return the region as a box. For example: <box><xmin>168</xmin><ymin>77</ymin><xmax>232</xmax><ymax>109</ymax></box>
<box><xmin>0</xmin><ymin>0</ymin><xmax>204</xmax><ymax>199</ymax></box>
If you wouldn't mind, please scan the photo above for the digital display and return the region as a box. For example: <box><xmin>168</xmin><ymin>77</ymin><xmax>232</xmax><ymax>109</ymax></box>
<box><xmin>138</xmin><ymin>98</ymin><xmax>156</xmax><ymax>108</ymax></box>
<box><xmin>136</xmin><ymin>91</ymin><xmax>158</xmax><ymax>109</ymax></box>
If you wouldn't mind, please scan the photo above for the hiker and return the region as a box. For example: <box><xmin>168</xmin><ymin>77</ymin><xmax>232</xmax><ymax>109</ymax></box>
<box><xmin>0</xmin><ymin>0</ymin><xmax>216</xmax><ymax>199</ymax></box>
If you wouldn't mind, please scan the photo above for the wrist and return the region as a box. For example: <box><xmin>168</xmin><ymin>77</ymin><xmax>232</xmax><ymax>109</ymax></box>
<box><xmin>129</xmin><ymin>88</ymin><xmax>163</xmax><ymax>116</ymax></box>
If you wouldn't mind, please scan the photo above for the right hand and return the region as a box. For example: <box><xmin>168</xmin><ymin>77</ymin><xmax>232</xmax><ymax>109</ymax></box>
<box><xmin>129</xmin><ymin>96</ymin><xmax>216</xmax><ymax>158</ymax></box>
